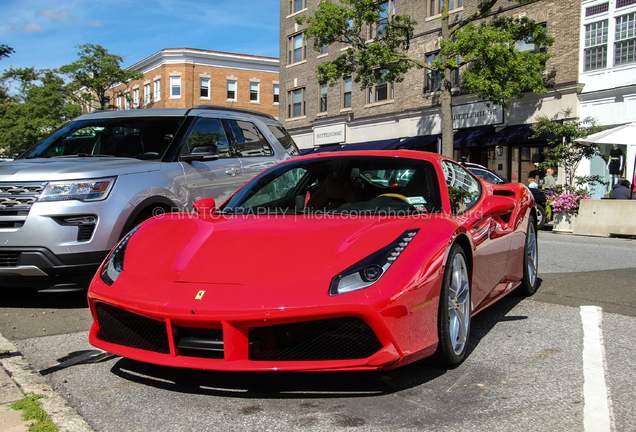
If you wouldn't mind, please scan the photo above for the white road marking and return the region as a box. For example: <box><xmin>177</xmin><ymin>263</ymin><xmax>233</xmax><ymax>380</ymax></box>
<box><xmin>580</xmin><ymin>306</ymin><xmax>612</xmax><ymax>432</ymax></box>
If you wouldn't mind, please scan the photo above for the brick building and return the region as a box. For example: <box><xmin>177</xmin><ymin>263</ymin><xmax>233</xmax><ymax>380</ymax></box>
<box><xmin>279</xmin><ymin>0</ymin><xmax>582</xmax><ymax>186</ymax></box>
<box><xmin>110</xmin><ymin>48</ymin><xmax>280</xmax><ymax>118</ymax></box>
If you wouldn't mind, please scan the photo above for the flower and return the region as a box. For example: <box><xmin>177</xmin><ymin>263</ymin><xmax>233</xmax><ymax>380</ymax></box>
<box><xmin>545</xmin><ymin>190</ymin><xmax>591</xmax><ymax>215</ymax></box>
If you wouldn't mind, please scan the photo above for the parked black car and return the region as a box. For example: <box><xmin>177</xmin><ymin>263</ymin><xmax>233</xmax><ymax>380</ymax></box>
<box><xmin>462</xmin><ymin>162</ymin><xmax>547</xmax><ymax>229</ymax></box>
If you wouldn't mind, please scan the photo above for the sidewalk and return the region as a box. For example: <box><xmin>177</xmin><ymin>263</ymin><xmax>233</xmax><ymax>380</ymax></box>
<box><xmin>0</xmin><ymin>333</ymin><xmax>94</xmax><ymax>432</ymax></box>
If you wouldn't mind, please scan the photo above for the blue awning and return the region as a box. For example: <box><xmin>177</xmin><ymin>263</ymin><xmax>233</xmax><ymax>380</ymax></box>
<box><xmin>337</xmin><ymin>138</ymin><xmax>401</xmax><ymax>151</ymax></box>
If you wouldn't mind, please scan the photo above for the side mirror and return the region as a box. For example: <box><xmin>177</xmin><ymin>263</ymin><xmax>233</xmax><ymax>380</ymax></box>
<box><xmin>181</xmin><ymin>151</ymin><xmax>220</xmax><ymax>162</ymax></box>
<box><xmin>482</xmin><ymin>195</ymin><xmax>515</xmax><ymax>217</ymax></box>
<box><xmin>193</xmin><ymin>198</ymin><xmax>216</xmax><ymax>219</ymax></box>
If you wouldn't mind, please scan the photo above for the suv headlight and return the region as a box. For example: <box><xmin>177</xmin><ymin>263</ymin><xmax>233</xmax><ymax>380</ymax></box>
<box><xmin>100</xmin><ymin>225</ymin><xmax>140</xmax><ymax>286</ymax></box>
<box><xmin>39</xmin><ymin>177</ymin><xmax>116</xmax><ymax>202</ymax></box>
<box><xmin>329</xmin><ymin>229</ymin><xmax>419</xmax><ymax>296</ymax></box>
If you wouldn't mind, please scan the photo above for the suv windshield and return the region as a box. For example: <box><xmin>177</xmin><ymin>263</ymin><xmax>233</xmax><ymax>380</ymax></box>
<box><xmin>222</xmin><ymin>156</ymin><xmax>441</xmax><ymax>216</ymax></box>
<box><xmin>19</xmin><ymin>116</ymin><xmax>185</xmax><ymax>160</ymax></box>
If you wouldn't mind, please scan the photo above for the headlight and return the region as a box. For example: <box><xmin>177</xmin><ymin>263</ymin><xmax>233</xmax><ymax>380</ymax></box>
<box><xmin>39</xmin><ymin>177</ymin><xmax>116</xmax><ymax>202</ymax></box>
<box><xmin>329</xmin><ymin>229</ymin><xmax>419</xmax><ymax>296</ymax></box>
<box><xmin>100</xmin><ymin>226</ymin><xmax>140</xmax><ymax>286</ymax></box>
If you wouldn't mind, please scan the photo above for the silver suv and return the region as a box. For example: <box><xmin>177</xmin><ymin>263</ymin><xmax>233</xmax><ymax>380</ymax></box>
<box><xmin>0</xmin><ymin>106</ymin><xmax>299</xmax><ymax>291</ymax></box>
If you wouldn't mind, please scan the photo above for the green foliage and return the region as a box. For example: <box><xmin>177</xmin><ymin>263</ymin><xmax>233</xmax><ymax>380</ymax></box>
<box><xmin>11</xmin><ymin>393</ymin><xmax>58</xmax><ymax>432</ymax></box>
<box><xmin>531</xmin><ymin>109</ymin><xmax>607</xmax><ymax>189</ymax></box>
<box><xmin>0</xmin><ymin>44</ymin><xmax>14</xmax><ymax>60</ymax></box>
<box><xmin>300</xmin><ymin>0</ymin><xmax>554</xmax><ymax>157</ymax></box>
<box><xmin>0</xmin><ymin>67</ymin><xmax>82</xmax><ymax>155</ymax></box>
<box><xmin>59</xmin><ymin>44</ymin><xmax>144</xmax><ymax>110</ymax></box>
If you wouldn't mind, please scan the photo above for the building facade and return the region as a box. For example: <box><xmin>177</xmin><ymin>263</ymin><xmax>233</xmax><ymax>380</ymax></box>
<box><xmin>279</xmin><ymin>0</ymin><xmax>582</xmax><ymax>186</ymax></box>
<box><xmin>578</xmin><ymin>0</ymin><xmax>636</xmax><ymax>198</ymax></box>
<box><xmin>110</xmin><ymin>48</ymin><xmax>280</xmax><ymax>118</ymax></box>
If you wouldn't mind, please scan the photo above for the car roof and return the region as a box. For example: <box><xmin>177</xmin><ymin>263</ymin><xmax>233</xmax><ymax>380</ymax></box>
<box><xmin>76</xmin><ymin>106</ymin><xmax>277</xmax><ymax>122</ymax></box>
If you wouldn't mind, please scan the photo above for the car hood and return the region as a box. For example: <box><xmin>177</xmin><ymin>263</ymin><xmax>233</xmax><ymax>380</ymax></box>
<box><xmin>0</xmin><ymin>158</ymin><xmax>162</xmax><ymax>181</ymax></box>
<box><xmin>124</xmin><ymin>214</ymin><xmax>418</xmax><ymax>287</ymax></box>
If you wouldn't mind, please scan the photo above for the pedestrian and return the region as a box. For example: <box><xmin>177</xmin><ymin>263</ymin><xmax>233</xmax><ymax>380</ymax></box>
<box><xmin>543</xmin><ymin>168</ymin><xmax>556</xmax><ymax>189</ymax></box>
<box><xmin>612</xmin><ymin>179</ymin><xmax>633</xmax><ymax>199</ymax></box>
<box><xmin>528</xmin><ymin>177</ymin><xmax>538</xmax><ymax>189</ymax></box>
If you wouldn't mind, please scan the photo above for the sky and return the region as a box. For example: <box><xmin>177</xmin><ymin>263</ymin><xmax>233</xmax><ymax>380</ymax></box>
<box><xmin>0</xmin><ymin>0</ymin><xmax>281</xmax><ymax>73</ymax></box>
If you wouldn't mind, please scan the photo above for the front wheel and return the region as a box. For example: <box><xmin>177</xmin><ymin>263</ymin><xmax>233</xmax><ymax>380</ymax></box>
<box><xmin>433</xmin><ymin>244</ymin><xmax>471</xmax><ymax>367</ymax></box>
<box><xmin>536</xmin><ymin>204</ymin><xmax>547</xmax><ymax>230</ymax></box>
<box><xmin>517</xmin><ymin>214</ymin><xmax>539</xmax><ymax>296</ymax></box>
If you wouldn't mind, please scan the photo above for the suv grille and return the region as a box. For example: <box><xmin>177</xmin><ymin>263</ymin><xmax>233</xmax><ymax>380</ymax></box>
<box><xmin>249</xmin><ymin>317</ymin><xmax>383</xmax><ymax>361</ymax></box>
<box><xmin>0</xmin><ymin>252</ymin><xmax>19</xmax><ymax>267</ymax></box>
<box><xmin>0</xmin><ymin>182</ymin><xmax>46</xmax><ymax>228</ymax></box>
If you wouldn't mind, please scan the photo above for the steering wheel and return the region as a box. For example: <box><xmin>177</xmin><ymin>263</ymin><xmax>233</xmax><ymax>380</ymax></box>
<box><xmin>379</xmin><ymin>193</ymin><xmax>410</xmax><ymax>203</ymax></box>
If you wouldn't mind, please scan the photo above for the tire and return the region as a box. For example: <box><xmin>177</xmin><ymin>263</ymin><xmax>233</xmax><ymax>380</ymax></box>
<box><xmin>433</xmin><ymin>244</ymin><xmax>471</xmax><ymax>367</ymax></box>
<box><xmin>517</xmin><ymin>214</ymin><xmax>539</xmax><ymax>296</ymax></box>
<box><xmin>536</xmin><ymin>204</ymin><xmax>547</xmax><ymax>230</ymax></box>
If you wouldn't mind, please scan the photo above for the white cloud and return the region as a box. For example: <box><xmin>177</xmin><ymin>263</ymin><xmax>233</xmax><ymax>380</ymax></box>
<box><xmin>34</xmin><ymin>7</ymin><xmax>101</xmax><ymax>27</ymax></box>
<box><xmin>20</xmin><ymin>21</ymin><xmax>43</xmax><ymax>33</ymax></box>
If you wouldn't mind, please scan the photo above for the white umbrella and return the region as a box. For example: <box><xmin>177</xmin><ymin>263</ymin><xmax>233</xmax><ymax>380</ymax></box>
<box><xmin>579</xmin><ymin>122</ymin><xmax>636</xmax><ymax>145</ymax></box>
<box><xmin>579</xmin><ymin>122</ymin><xmax>636</xmax><ymax>198</ymax></box>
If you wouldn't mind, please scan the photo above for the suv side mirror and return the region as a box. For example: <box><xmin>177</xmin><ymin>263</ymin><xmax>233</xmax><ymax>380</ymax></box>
<box><xmin>181</xmin><ymin>144</ymin><xmax>220</xmax><ymax>162</ymax></box>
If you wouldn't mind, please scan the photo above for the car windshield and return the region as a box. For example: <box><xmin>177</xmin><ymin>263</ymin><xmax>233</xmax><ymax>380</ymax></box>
<box><xmin>221</xmin><ymin>156</ymin><xmax>442</xmax><ymax>216</ymax></box>
<box><xmin>468</xmin><ymin>167</ymin><xmax>507</xmax><ymax>184</ymax></box>
<box><xmin>19</xmin><ymin>116</ymin><xmax>185</xmax><ymax>160</ymax></box>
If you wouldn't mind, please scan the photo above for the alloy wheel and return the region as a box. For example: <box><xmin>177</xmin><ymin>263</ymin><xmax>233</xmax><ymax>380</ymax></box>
<box><xmin>448</xmin><ymin>253</ymin><xmax>470</xmax><ymax>355</ymax></box>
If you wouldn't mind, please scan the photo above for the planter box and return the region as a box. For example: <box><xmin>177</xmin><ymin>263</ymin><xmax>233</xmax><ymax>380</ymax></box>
<box><xmin>553</xmin><ymin>211</ymin><xmax>578</xmax><ymax>233</ymax></box>
<box><xmin>572</xmin><ymin>199</ymin><xmax>636</xmax><ymax>237</ymax></box>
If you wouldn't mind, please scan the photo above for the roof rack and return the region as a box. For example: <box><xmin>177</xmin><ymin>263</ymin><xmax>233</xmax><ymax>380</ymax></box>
<box><xmin>191</xmin><ymin>105</ymin><xmax>275</xmax><ymax>120</ymax></box>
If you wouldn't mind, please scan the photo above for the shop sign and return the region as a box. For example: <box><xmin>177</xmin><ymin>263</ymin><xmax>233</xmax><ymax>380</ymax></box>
<box><xmin>314</xmin><ymin>124</ymin><xmax>346</xmax><ymax>146</ymax></box>
<box><xmin>452</xmin><ymin>102</ymin><xmax>503</xmax><ymax>129</ymax></box>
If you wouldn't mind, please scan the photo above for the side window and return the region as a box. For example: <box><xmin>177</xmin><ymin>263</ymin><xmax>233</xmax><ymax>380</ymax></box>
<box><xmin>442</xmin><ymin>161</ymin><xmax>481</xmax><ymax>215</ymax></box>
<box><xmin>226</xmin><ymin>120</ymin><xmax>274</xmax><ymax>157</ymax></box>
<box><xmin>185</xmin><ymin>117</ymin><xmax>231</xmax><ymax>158</ymax></box>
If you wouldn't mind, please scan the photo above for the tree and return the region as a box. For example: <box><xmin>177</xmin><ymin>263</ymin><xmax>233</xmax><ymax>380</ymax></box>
<box><xmin>0</xmin><ymin>44</ymin><xmax>14</xmax><ymax>60</ymax></box>
<box><xmin>299</xmin><ymin>0</ymin><xmax>554</xmax><ymax>157</ymax></box>
<box><xmin>0</xmin><ymin>67</ymin><xmax>82</xmax><ymax>155</ymax></box>
<box><xmin>530</xmin><ymin>109</ymin><xmax>606</xmax><ymax>190</ymax></box>
<box><xmin>59</xmin><ymin>44</ymin><xmax>143</xmax><ymax>110</ymax></box>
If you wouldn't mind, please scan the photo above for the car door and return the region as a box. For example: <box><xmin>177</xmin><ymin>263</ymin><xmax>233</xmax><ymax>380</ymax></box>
<box><xmin>442</xmin><ymin>161</ymin><xmax>510</xmax><ymax>308</ymax></box>
<box><xmin>223</xmin><ymin>118</ymin><xmax>277</xmax><ymax>180</ymax></box>
<box><xmin>179</xmin><ymin>116</ymin><xmax>245</xmax><ymax>206</ymax></box>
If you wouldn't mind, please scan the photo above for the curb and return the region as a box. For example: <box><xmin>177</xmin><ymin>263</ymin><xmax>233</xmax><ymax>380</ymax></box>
<box><xmin>0</xmin><ymin>332</ymin><xmax>94</xmax><ymax>432</ymax></box>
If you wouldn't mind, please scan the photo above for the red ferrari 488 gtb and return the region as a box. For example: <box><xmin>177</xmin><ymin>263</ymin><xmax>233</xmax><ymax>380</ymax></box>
<box><xmin>88</xmin><ymin>150</ymin><xmax>538</xmax><ymax>371</ymax></box>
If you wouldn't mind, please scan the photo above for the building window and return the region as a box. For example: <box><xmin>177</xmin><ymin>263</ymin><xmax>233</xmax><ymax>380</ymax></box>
<box><xmin>368</xmin><ymin>69</ymin><xmax>393</xmax><ymax>103</ymax></box>
<box><xmin>200</xmin><ymin>78</ymin><xmax>210</xmax><ymax>99</ymax></box>
<box><xmin>343</xmin><ymin>77</ymin><xmax>352</xmax><ymax>108</ymax></box>
<box><xmin>154</xmin><ymin>79</ymin><xmax>161</xmax><ymax>102</ymax></box>
<box><xmin>617</xmin><ymin>0</ymin><xmax>636</xmax><ymax>8</ymax></box>
<box><xmin>144</xmin><ymin>83</ymin><xmax>151</xmax><ymax>105</ymax></box>
<box><xmin>250</xmin><ymin>82</ymin><xmax>260</xmax><ymax>102</ymax></box>
<box><xmin>424</xmin><ymin>52</ymin><xmax>459</xmax><ymax>92</ymax></box>
<box><xmin>370</xmin><ymin>1</ymin><xmax>396</xmax><ymax>39</ymax></box>
<box><xmin>320</xmin><ymin>44</ymin><xmax>328</xmax><ymax>55</ymax></box>
<box><xmin>133</xmin><ymin>88</ymin><xmax>139</xmax><ymax>108</ymax></box>
<box><xmin>170</xmin><ymin>76</ymin><xmax>181</xmax><ymax>98</ymax></box>
<box><xmin>344</xmin><ymin>19</ymin><xmax>353</xmax><ymax>47</ymax></box>
<box><xmin>273</xmin><ymin>84</ymin><xmax>280</xmax><ymax>104</ymax></box>
<box><xmin>585</xmin><ymin>20</ymin><xmax>608</xmax><ymax>71</ymax></box>
<box><xmin>320</xmin><ymin>83</ymin><xmax>328</xmax><ymax>112</ymax></box>
<box><xmin>116</xmin><ymin>96</ymin><xmax>121</xmax><ymax>110</ymax></box>
<box><xmin>288</xmin><ymin>88</ymin><xmax>305</xmax><ymax>118</ymax></box>
<box><xmin>289</xmin><ymin>0</ymin><xmax>305</xmax><ymax>14</ymax></box>
<box><xmin>586</xmin><ymin>3</ymin><xmax>609</xmax><ymax>17</ymax></box>
<box><xmin>430</xmin><ymin>0</ymin><xmax>462</xmax><ymax>16</ymax></box>
<box><xmin>615</xmin><ymin>13</ymin><xmax>636</xmax><ymax>65</ymax></box>
<box><xmin>515</xmin><ymin>24</ymin><xmax>548</xmax><ymax>54</ymax></box>
<box><xmin>124</xmin><ymin>93</ymin><xmax>130</xmax><ymax>110</ymax></box>
<box><xmin>288</xmin><ymin>33</ymin><xmax>306</xmax><ymax>64</ymax></box>
<box><xmin>227</xmin><ymin>79</ymin><xmax>237</xmax><ymax>101</ymax></box>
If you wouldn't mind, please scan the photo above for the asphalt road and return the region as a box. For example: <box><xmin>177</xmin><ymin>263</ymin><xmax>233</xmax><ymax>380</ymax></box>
<box><xmin>1</xmin><ymin>231</ymin><xmax>635</xmax><ymax>431</ymax></box>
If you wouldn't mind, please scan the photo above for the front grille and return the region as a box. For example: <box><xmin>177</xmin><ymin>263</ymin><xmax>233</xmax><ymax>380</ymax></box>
<box><xmin>96</xmin><ymin>303</ymin><xmax>170</xmax><ymax>354</ymax></box>
<box><xmin>249</xmin><ymin>317</ymin><xmax>383</xmax><ymax>361</ymax></box>
<box><xmin>0</xmin><ymin>252</ymin><xmax>19</xmax><ymax>267</ymax></box>
<box><xmin>0</xmin><ymin>182</ymin><xmax>46</xmax><ymax>228</ymax></box>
